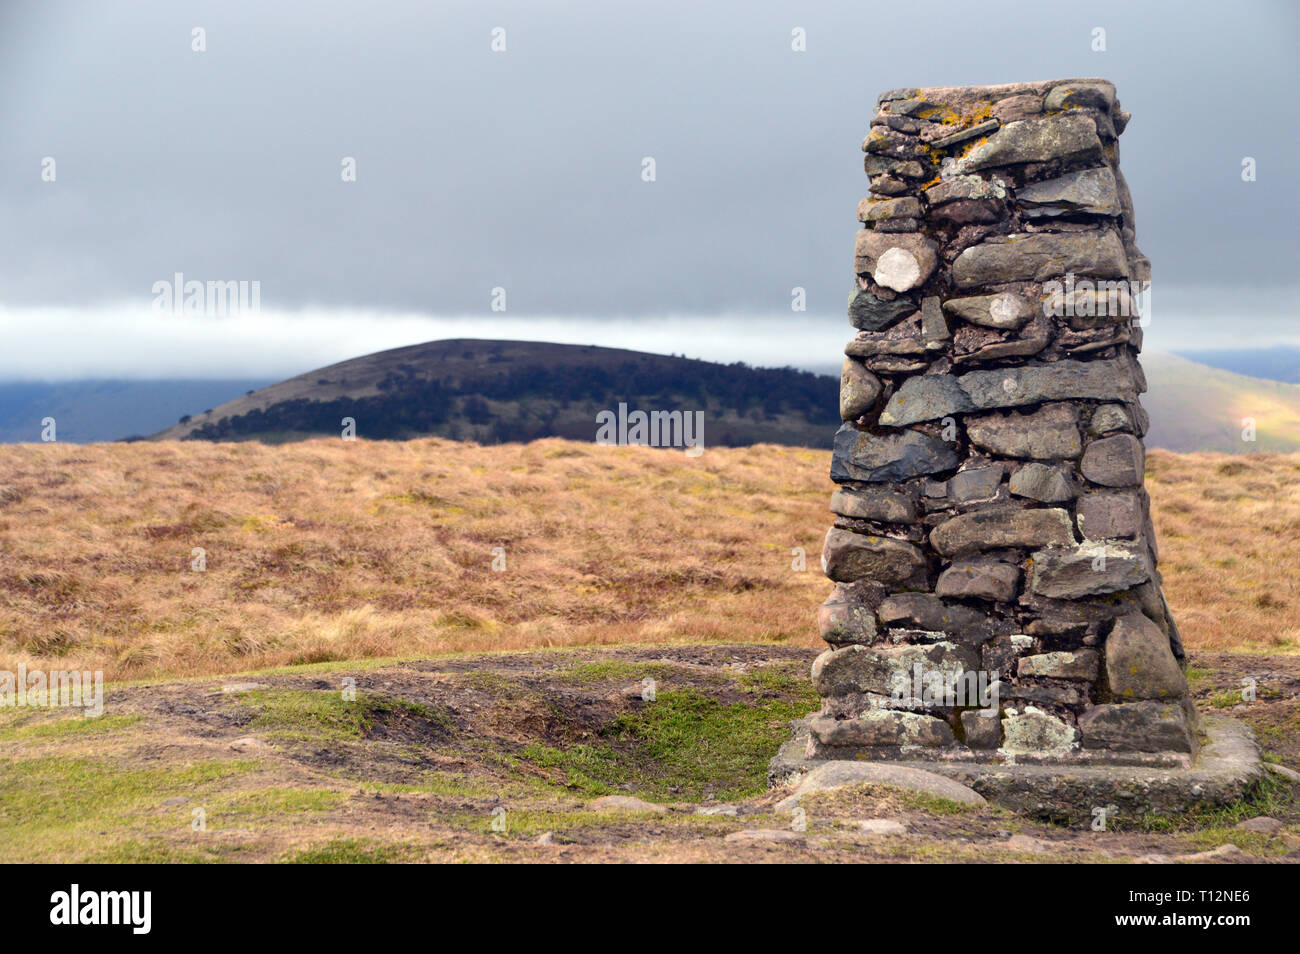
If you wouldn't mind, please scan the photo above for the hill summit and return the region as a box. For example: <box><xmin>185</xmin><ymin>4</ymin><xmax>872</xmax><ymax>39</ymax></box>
<box><xmin>150</xmin><ymin>339</ymin><xmax>839</xmax><ymax>447</ymax></box>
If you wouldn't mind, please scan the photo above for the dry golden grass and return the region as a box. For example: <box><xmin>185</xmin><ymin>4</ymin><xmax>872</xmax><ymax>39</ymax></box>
<box><xmin>0</xmin><ymin>439</ymin><xmax>1296</xmax><ymax>681</ymax></box>
<box><xmin>1145</xmin><ymin>450</ymin><xmax>1300</xmax><ymax>654</ymax></box>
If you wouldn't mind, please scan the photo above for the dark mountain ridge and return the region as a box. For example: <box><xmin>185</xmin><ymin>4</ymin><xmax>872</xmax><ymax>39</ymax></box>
<box><xmin>150</xmin><ymin>339</ymin><xmax>840</xmax><ymax>448</ymax></box>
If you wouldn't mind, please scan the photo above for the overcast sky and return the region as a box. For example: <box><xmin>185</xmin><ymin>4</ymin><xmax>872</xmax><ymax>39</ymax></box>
<box><xmin>1</xmin><ymin>0</ymin><xmax>1296</xmax><ymax>380</ymax></box>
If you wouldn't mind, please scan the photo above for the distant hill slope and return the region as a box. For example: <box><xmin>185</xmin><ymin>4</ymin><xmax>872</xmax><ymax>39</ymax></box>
<box><xmin>0</xmin><ymin>379</ymin><xmax>272</xmax><ymax>443</ymax></box>
<box><xmin>144</xmin><ymin>341</ymin><xmax>1300</xmax><ymax>454</ymax></box>
<box><xmin>149</xmin><ymin>339</ymin><xmax>840</xmax><ymax>448</ymax></box>
<box><xmin>1141</xmin><ymin>351</ymin><xmax>1300</xmax><ymax>453</ymax></box>
<box><xmin>1175</xmin><ymin>345</ymin><xmax>1300</xmax><ymax>384</ymax></box>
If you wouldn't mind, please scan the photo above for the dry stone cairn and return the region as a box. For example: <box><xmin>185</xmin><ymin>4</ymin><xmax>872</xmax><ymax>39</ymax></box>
<box><xmin>816</xmin><ymin>79</ymin><xmax>1197</xmax><ymax>766</ymax></box>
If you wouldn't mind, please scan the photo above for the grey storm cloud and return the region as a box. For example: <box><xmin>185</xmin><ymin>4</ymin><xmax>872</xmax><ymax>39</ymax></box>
<box><xmin>0</xmin><ymin>0</ymin><xmax>1297</xmax><ymax>376</ymax></box>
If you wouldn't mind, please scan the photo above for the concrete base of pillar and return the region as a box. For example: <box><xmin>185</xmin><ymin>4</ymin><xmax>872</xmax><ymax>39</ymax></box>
<box><xmin>769</xmin><ymin>715</ymin><xmax>1265</xmax><ymax>821</ymax></box>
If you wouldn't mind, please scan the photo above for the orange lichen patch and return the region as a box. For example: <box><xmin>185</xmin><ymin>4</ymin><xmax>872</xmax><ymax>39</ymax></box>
<box><xmin>921</xmin><ymin>99</ymin><xmax>994</xmax><ymax>129</ymax></box>
<box><xmin>961</xmin><ymin>100</ymin><xmax>994</xmax><ymax>126</ymax></box>
<box><xmin>916</xmin><ymin>105</ymin><xmax>959</xmax><ymax>124</ymax></box>
<box><xmin>956</xmin><ymin>136</ymin><xmax>990</xmax><ymax>159</ymax></box>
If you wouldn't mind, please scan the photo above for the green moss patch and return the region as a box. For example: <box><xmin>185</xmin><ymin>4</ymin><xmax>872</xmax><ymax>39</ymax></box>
<box><xmin>242</xmin><ymin>689</ymin><xmax>452</xmax><ymax>743</ymax></box>
<box><xmin>518</xmin><ymin>684</ymin><xmax>817</xmax><ymax>801</ymax></box>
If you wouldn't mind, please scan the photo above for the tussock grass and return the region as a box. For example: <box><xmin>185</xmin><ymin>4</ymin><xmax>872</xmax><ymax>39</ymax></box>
<box><xmin>0</xmin><ymin>439</ymin><xmax>1295</xmax><ymax>682</ymax></box>
<box><xmin>1145</xmin><ymin>450</ymin><xmax>1300</xmax><ymax>653</ymax></box>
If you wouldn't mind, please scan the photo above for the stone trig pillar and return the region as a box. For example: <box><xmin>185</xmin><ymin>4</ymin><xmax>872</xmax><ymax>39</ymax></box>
<box><xmin>812</xmin><ymin>79</ymin><xmax>1199</xmax><ymax>769</ymax></box>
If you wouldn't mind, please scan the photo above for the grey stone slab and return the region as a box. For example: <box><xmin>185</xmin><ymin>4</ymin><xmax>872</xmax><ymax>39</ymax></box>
<box><xmin>821</xmin><ymin>526</ymin><xmax>928</xmax><ymax>587</ymax></box>
<box><xmin>840</xmin><ymin>358</ymin><xmax>883</xmax><ymax>421</ymax></box>
<box><xmin>946</xmin><ymin>464</ymin><xmax>1004</xmax><ymax>502</ymax></box>
<box><xmin>1018</xmin><ymin>166</ymin><xmax>1121</xmax><ymax>217</ymax></box>
<box><xmin>848</xmin><ymin>286</ymin><xmax>917</xmax><ymax>331</ymax></box>
<box><xmin>1017</xmin><ymin>649</ymin><xmax>1100</xmax><ymax>680</ymax></box>
<box><xmin>809</xmin><ymin>711</ymin><xmax>956</xmax><ymax>748</ymax></box>
<box><xmin>936</xmin><ymin>558</ymin><xmax>1021</xmax><ymax>602</ymax></box>
<box><xmin>880</xmin><ymin>358</ymin><xmax>1140</xmax><ymax>426</ymax></box>
<box><xmin>955</xmin><ymin>113</ymin><xmax>1103</xmax><ymax>173</ymax></box>
<box><xmin>952</xmin><ymin>230</ymin><xmax>1127</xmax><ymax>288</ymax></box>
<box><xmin>831</xmin><ymin>424</ymin><xmax>960</xmax><ymax>482</ymax></box>
<box><xmin>811</xmin><ymin>642</ymin><xmax>980</xmax><ymax>698</ymax></box>
<box><xmin>925</xmin><ymin>175</ymin><xmax>1008</xmax><ymax>206</ymax></box>
<box><xmin>1028</xmin><ymin>543</ymin><xmax>1152</xmax><ymax>598</ymax></box>
<box><xmin>930</xmin><ymin>506</ymin><xmax>1074</xmax><ymax>557</ymax></box>
<box><xmin>966</xmin><ymin>403</ymin><xmax>1082</xmax><ymax>460</ymax></box>
<box><xmin>930</xmin><ymin>118</ymin><xmax>1000</xmax><ymax>150</ymax></box>
<box><xmin>1081</xmin><ymin>433</ymin><xmax>1145</xmax><ymax>487</ymax></box>
<box><xmin>830</xmin><ymin>486</ymin><xmax>916</xmax><ymax>523</ymax></box>
<box><xmin>1105</xmin><ymin>612</ymin><xmax>1188</xmax><ymax>701</ymax></box>
<box><xmin>818</xmin><ymin>582</ymin><xmax>882</xmax><ymax>645</ymax></box>
<box><xmin>1080</xmin><ymin>701</ymin><xmax>1196</xmax><ymax>754</ymax></box>
<box><xmin>942</xmin><ymin>292</ymin><xmax>1032</xmax><ymax>330</ymax></box>
<box><xmin>1009</xmin><ymin>462</ymin><xmax>1077</xmax><ymax>503</ymax></box>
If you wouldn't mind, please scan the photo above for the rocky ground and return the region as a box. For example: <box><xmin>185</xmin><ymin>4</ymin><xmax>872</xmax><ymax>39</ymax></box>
<box><xmin>0</xmin><ymin>643</ymin><xmax>1296</xmax><ymax>863</ymax></box>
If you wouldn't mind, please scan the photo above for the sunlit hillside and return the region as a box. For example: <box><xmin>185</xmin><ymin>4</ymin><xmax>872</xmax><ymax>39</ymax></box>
<box><xmin>1143</xmin><ymin>351</ymin><xmax>1300</xmax><ymax>453</ymax></box>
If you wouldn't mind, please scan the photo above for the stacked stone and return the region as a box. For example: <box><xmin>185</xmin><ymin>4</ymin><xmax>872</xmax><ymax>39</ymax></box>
<box><xmin>815</xmin><ymin>79</ymin><xmax>1197</xmax><ymax>766</ymax></box>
